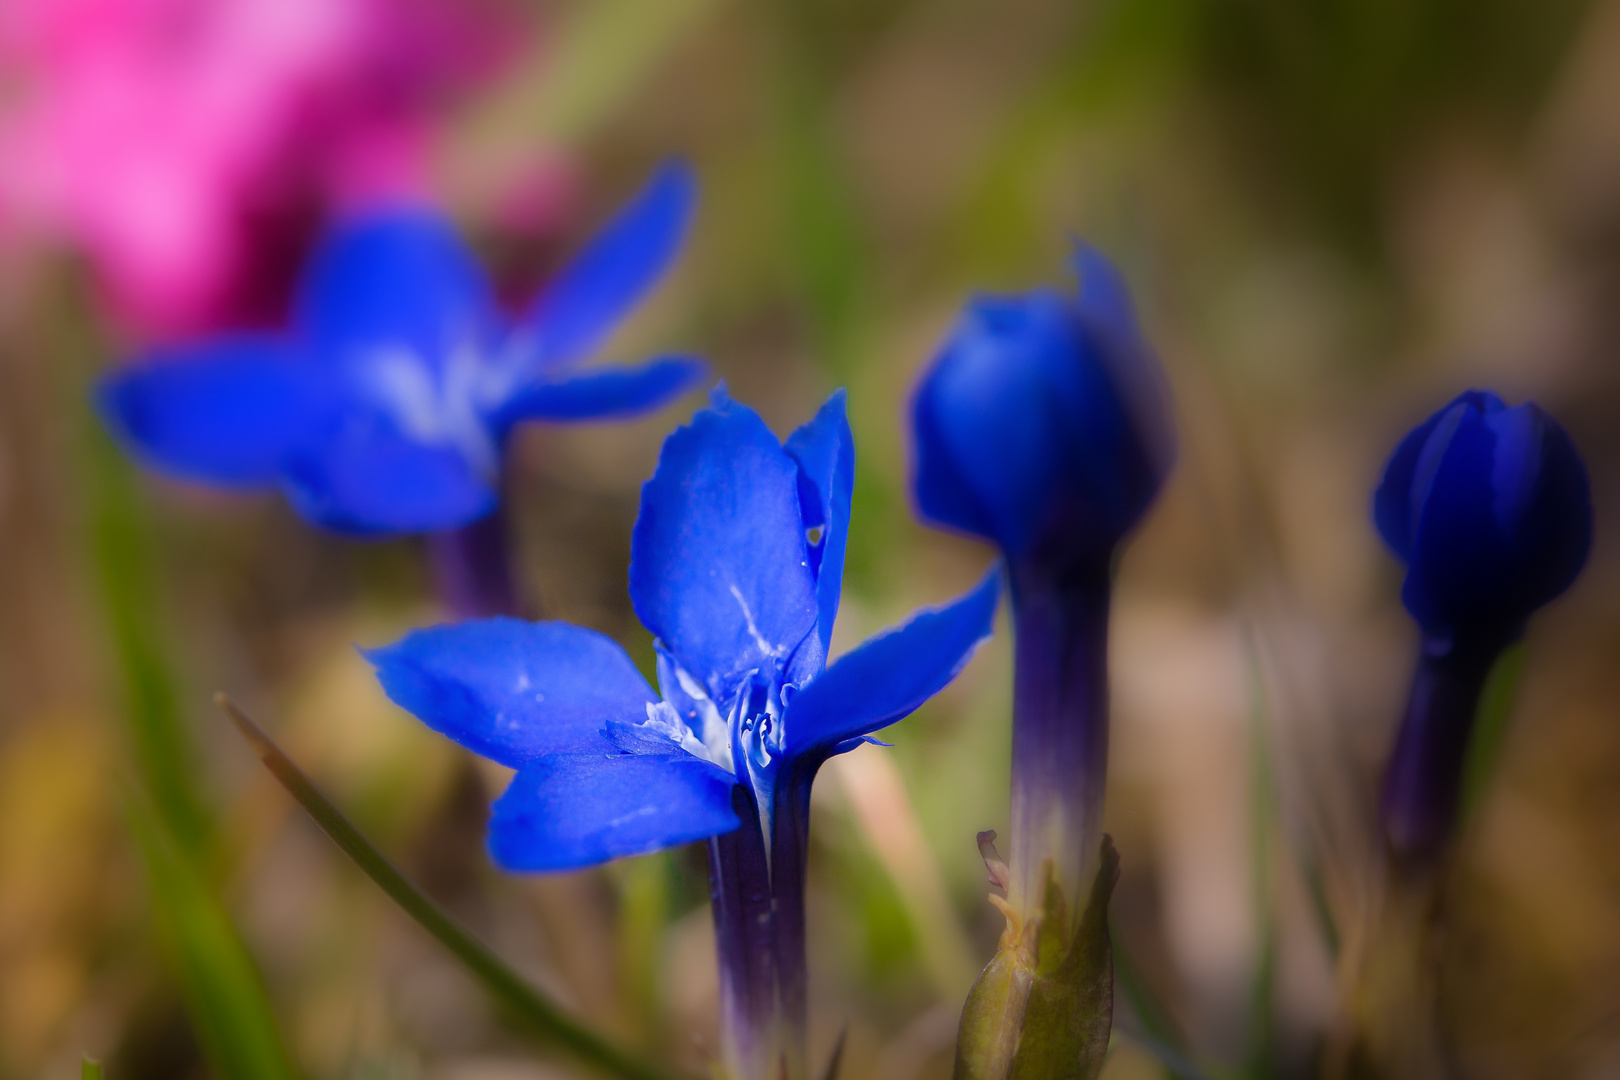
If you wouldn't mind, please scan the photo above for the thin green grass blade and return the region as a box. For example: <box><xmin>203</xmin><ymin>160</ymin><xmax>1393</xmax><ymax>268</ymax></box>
<box><xmin>82</xmin><ymin>1057</ymin><xmax>105</xmax><ymax>1080</ymax></box>
<box><xmin>1243</xmin><ymin>636</ymin><xmax>1278</xmax><ymax>1079</ymax></box>
<box><xmin>216</xmin><ymin>696</ymin><xmax>690</xmax><ymax>1080</ymax></box>
<box><xmin>124</xmin><ymin>793</ymin><xmax>297</xmax><ymax>1080</ymax></box>
<box><xmin>1459</xmin><ymin>644</ymin><xmax>1525</xmax><ymax>822</ymax></box>
<box><xmin>68</xmin><ymin>320</ymin><xmax>209</xmax><ymax>855</ymax></box>
<box><xmin>54</xmin><ymin>270</ymin><xmax>293</xmax><ymax>1076</ymax></box>
<box><xmin>1109</xmin><ymin>920</ymin><xmax>1215</xmax><ymax>1080</ymax></box>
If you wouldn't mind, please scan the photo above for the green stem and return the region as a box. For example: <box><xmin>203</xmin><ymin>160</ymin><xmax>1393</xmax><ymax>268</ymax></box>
<box><xmin>217</xmin><ymin>696</ymin><xmax>693</xmax><ymax>1080</ymax></box>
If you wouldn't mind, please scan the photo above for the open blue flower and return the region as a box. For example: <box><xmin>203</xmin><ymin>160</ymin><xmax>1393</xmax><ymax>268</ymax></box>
<box><xmin>368</xmin><ymin>388</ymin><xmax>999</xmax><ymax>1077</ymax></box>
<box><xmin>1374</xmin><ymin>389</ymin><xmax>1591</xmax><ymax>862</ymax></box>
<box><xmin>96</xmin><ymin>162</ymin><xmax>706</xmax><ymax>535</ymax></box>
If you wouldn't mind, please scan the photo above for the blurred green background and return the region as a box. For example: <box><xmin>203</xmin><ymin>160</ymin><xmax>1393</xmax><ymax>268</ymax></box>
<box><xmin>1</xmin><ymin>0</ymin><xmax>1617</xmax><ymax>1077</ymax></box>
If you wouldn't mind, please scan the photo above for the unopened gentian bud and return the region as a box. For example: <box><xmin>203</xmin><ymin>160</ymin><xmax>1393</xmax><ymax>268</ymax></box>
<box><xmin>913</xmin><ymin>247</ymin><xmax>1171</xmax><ymax>1080</ymax></box>
<box><xmin>1373</xmin><ymin>390</ymin><xmax>1591</xmax><ymax>864</ymax></box>
<box><xmin>913</xmin><ymin>245</ymin><xmax>1173</xmax><ymax>923</ymax></box>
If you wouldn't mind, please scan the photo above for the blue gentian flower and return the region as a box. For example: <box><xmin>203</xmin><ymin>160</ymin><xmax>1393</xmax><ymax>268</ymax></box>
<box><xmin>96</xmin><ymin>162</ymin><xmax>706</xmax><ymax>536</ymax></box>
<box><xmin>911</xmin><ymin>245</ymin><xmax>1171</xmax><ymax>928</ymax></box>
<box><xmin>913</xmin><ymin>245</ymin><xmax>1173</xmax><ymax>573</ymax></box>
<box><xmin>368</xmin><ymin>388</ymin><xmax>999</xmax><ymax>1079</ymax></box>
<box><xmin>1374</xmin><ymin>390</ymin><xmax>1591</xmax><ymax>862</ymax></box>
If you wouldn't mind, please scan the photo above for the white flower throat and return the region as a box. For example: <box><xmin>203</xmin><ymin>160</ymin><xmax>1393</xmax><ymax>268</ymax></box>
<box><xmin>356</xmin><ymin>327</ymin><xmax>544</xmax><ymax>479</ymax></box>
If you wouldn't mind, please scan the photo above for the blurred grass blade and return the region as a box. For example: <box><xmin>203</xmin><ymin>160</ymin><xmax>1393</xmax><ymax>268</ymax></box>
<box><xmin>818</xmin><ymin>1026</ymin><xmax>848</xmax><ymax>1080</ymax></box>
<box><xmin>445</xmin><ymin>0</ymin><xmax>727</xmax><ymax>205</ymax></box>
<box><xmin>1109</xmin><ymin>921</ymin><xmax>1213</xmax><ymax>1080</ymax></box>
<box><xmin>124</xmin><ymin>793</ymin><xmax>297</xmax><ymax>1080</ymax></box>
<box><xmin>1460</xmin><ymin>644</ymin><xmax>1525</xmax><ymax>821</ymax></box>
<box><xmin>1243</xmin><ymin>635</ymin><xmax>1278</xmax><ymax>1078</ymax></box>
<box><xmin>82</xmin><ymin>1057</ymin><xmax>104</xmax><ymax>1080</ymax></box>
<box><xmin>217</xmin><ymin>696</ymin><xmax>690</xmax><ymax>1080</ymax></box>
<box><xmin>76</xmin><ymin>344</ymin><xmax>209</xmax><ymax>855</ymax></box>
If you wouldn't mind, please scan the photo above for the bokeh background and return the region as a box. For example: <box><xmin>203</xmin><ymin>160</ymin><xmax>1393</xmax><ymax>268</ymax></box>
<box><xmin>1</xmin><ymin>0</ymin><xmax>1617</xmax><ymax>1077</ymax></box>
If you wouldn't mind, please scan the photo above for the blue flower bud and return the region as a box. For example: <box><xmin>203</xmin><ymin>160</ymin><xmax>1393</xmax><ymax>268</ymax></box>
<box><xmin>1373</xmin><ymin>390</ymin><xmax>1592</xmax><ymax>863</ymax></box>
<box><xmin>1374</xmin><ymin>390</ymin><xmax>1592</xmax><ymax>648</ymax></box>
<box><xmin>910</xmin><ymin>246</ymin><xmax>1172</xmax><ymax>951</ymax></box>
<box><xmin>912</xmin><ymin>246</ymin><xmax>1174</xmax><ymax>573</ymax></box>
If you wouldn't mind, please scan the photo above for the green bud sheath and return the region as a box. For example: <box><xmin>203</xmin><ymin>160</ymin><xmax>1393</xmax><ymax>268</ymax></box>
<box><xmin>954</xmin><ymin>837</ymin><xmax>1119</xmax><ymax>1080</ymax></box>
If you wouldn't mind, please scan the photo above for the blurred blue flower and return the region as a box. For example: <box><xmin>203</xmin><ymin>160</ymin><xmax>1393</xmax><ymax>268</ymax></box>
<box><xmin>96</xmin><ymin>162</ymin><xmax>706</xmax><ymax>535</ymax></box>
<box><xmin>1375</xmin><ymin>390</ymin><xmax>1592</xmax><ymax>862</ymax></box>
<box><xmin>368</xmin><ymin>387</ymin><xmax>998</xmax><ymax>1076</ymax></box>
<box><xmin>1374</xmin><ymin>389</ymin><xmax>1592</xmax><ymax>647</ymax></box>
<box><xmin>913</xmin><ymin>245</ymin><xmax>1174</xmax><ymax>571</ymax></box>
<box><xmin>910</xmin><ymin>245</ymin><xmax>1171</xmax><ymax>929</ymax></box>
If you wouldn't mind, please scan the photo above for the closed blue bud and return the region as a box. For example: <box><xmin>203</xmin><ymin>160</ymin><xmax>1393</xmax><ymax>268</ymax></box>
<box><xmin>1373</xmin><ymin>390</ymin><xmax>1592</xmax><ymax>863</ymax></box>
<box><xmin>1374</xmin><ymin>389</ymin><xmax>1592</xmax><ymax>647</ymax></box>
<box><xmin>910</xmin><ymin>247</ymin><xmax>1173</xmax><ymax>1050</ymax></box>
<box><xmin>913</xmin><ymin>246</ymin><xmax>1174</xmax><ymax>572</ymax></box>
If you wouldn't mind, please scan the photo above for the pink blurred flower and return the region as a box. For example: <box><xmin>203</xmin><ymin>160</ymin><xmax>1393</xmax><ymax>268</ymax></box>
<box><xmin>0</xmin><ymin>0</ymin><xmax>559</xmax><ymax>340</ymax></box>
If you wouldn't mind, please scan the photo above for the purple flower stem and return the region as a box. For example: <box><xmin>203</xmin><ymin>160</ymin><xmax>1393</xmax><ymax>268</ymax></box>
<box><xmin>709</xmin><ymin>788</ymin><xmax>785</xmax><ymax>1080</ymax></box>
<box><xmin>427</xmin><ymin>507</ymin><xmax>522</xmax><ymax>619</ymax></box>
<box><xmin>707</xmin><ymin>774</ymin><xmax>815</xmax><ymax>1080</ymax></box>
<box><xmin>1380</xmin><ymin>635</ymin><xmax>1504</xmax><ymax>868</ymax></box>
<box><xmin>1007</xmin><ymin>559</ymin><xmax>1111</xmax><ymax>925</ymax></box>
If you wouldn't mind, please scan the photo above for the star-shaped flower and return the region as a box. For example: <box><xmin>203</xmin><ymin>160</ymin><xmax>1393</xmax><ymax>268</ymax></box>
<box><xmin>97</xmin><ymin>162</ymin><xmax>704</xmax><ymax>534</ymax></box>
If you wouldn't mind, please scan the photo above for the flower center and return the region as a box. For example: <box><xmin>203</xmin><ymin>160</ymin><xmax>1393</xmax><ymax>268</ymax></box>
<box><xmin>353</xmin><ymin>330</ymin><xmax>539</xmax><ymax>479</ymax></box>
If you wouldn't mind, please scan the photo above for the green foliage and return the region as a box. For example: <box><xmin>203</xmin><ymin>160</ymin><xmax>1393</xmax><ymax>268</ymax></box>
<box><xmin>124</xmin><ymin>795</ymin><xmax>297</xmax><ymax>1080</ymax></box>
<box><xmin>1460</xmin><ymin>643</ymin><xmax>1525</xmax><ymax>821</ymax></box>
<box><xmin>1007</xmin><ymin>840</ymin><xmax>1118</xmax><ymax>1080</ymax></box>
<box><xmin>218</xmin><ymin>697</ymin><xmax>691</xmax><ymax>1080</ymax></box>
<box><xmin>954</xmin><ymin>839</ymin><xmax>1120</xmax><ymax>1080</ymax></box>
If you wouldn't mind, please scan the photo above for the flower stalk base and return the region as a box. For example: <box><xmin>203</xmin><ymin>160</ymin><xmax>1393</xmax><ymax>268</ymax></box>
<box><xmin>954</xmin><ymin>836</ymin><xmax>1119</xmax><ymax>1080</ymax></box>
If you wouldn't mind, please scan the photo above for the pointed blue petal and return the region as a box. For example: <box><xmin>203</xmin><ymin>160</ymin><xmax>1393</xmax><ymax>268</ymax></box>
<box><xmin>1403</xmin><ymin>405</ymin><xmax>1507</xmax><ymax>634</ymax></box>
<box><xmin>297</xmin><ymin>208</ymin><xmax>500</xmax><ymax>369</ymax></box>
<box><xmin>488</xmin><ymin>752</ymin><xmax>740</xmax><ymax>871</ymax></box>
<box><xmin>1504</xmin><ymin>405</ymin><xmax>1592</xmax><ymax>616</ymax></box>
<box><xmin>1072</xmin><ymin>244</ymin><xmax>1142</xmax><ymax>344</ymax></box>
<box><xmin>521</xmin><ymin>161</ymin><xmax>696</xmax><ymax>368</ymax></box>
<box><xmin>280</xmin><ymin>418</ymin><xmax>496</xmax><ymax>534</ymax></box>
<box><xmin>494</xmin><ymin>356</ymin><xmax>705</xmax><ymax>430</ymax></box>
<box><xmin>784</xmin><ymin>389</ymin><xmax>855</xmax><ymax>665</ymax></box>
<box><xmin>1374</xmin><ymin>391</ymin><xmax>1502</xmax><ymax>562</ymax></box>
<box><xmin>914</xmin><ymin>293</ymin><xmax>1081</xmax><ymax>557</ymax></box>
<box><xmin>630</xmin><ymin>393</ymin><xmax>820</xmax><ymax>699</ymax></box>
<box><xmin>783</xmin><ymin>567</ymin><xmax>1000</xmax><ymax>757</ymax></box>
<box><xmin>96</xmin><ymin>340</ymin><xmax>335</xmax><ymax>488</ymax></box>
<box><xmin>367</xmin><ymin>618</ymin><xmax>656</xmax><ymax>767</ymax></box>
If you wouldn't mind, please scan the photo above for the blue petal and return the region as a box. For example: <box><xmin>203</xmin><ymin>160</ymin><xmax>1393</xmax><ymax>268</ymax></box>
<box><xmin>1072</xmin><ymin>244</ymin><xmax>1142</xmax><ymax>345</ymax></box>
<box><xmin>493</xmin><ymin>356</ymin><xmax>705</xmax><ymax>430</ymax></box>
<box><xmin>911</xmin><ymin>293</ymin><xmax>1079</xmax><ymax>557</ymax></box>
<box><xmin>1502</xmin><ymin>405</ymin><xmax>1592</xmax><ymax>615</ymax></box>
<box><xmin>912</xmin><ymin>370</ymin><xmax>997</xmax><ymax>540</ymax></box>
<box><xmin>1403</xmin><ymin>405</ymin><xmax>1510</xmax><ymax>634</ymax></box>
<box><xmin>783</xmin><ymin>567</ymin><xmax>1000</xmax><ymax>758</ymax></box>
<box><xmin>367</xmin><ymin>618</ymin><xmax>656</xmax><ymax>767</ymax></box>
<box><xmin>521</xmin><ymin>160</ymin><xmax>696</xmax><ymax>368</ymax></box>
<box><xmin>297</xmin><ymin>208</ymin><xmax>501</xmax><ymax>369</ymax></box>
<box><xmin>279</xmin><ymin>417</ymin><xmax>496</xmax><ymax>534</ymax></box>
<box><xmin>1374</xmin><ymin>391</ymin><xmax>1502</xmax><ymax>562</ymax></box>
<box><xmin>629</xmin><ymin>390</ymin><xmax>821</xmax><ymax>700</ymax></box>
<box><xmin>96</xmin><ymin>340</ymin><xmax>335</xmax><ymax>488</ymax></box>
<box><xmin>488</xmin><ymin>752</ymin><xmax>740</xmax><ymax>872</ymax></box>
<box><xmin>783</xmin><ymin>388</ymin><xmax>856</xmax><ymax>668</ymax></box>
